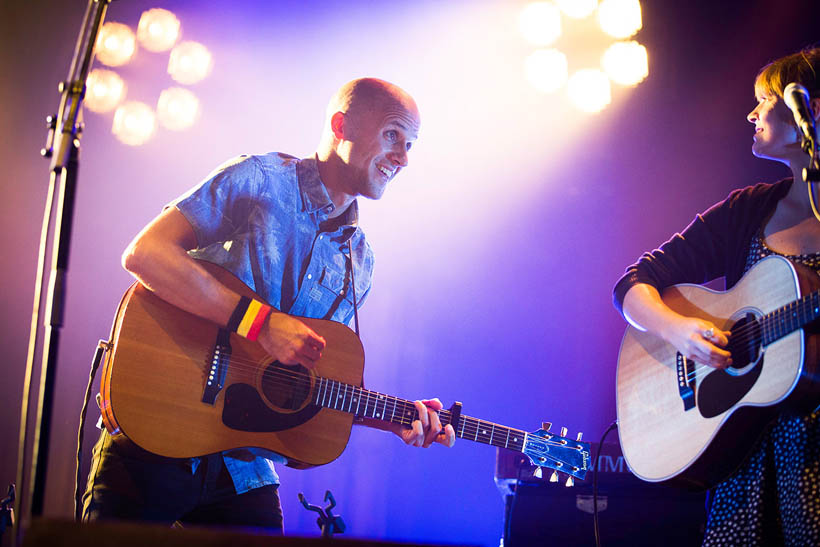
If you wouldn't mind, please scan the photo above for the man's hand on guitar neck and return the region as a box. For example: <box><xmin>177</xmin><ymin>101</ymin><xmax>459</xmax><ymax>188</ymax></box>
<box><xmin>360</xmin><ymin>398</ymin><xmax>456</xmax><ymax>448</ymax></box>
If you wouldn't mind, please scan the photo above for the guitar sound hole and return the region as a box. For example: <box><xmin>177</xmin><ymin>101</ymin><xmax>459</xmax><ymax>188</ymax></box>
<box><xmin>261</xmin><ymin>362</ymin><xmax>312</xmax><ymax>411</ymax></box>
<box><xmin>726</xmin><ymin>313</ymin><xmax>762</xmax><ymax>372</ymax></box>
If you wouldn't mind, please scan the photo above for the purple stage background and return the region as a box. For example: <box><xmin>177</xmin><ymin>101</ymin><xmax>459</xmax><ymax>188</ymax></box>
<box><xmin>1</xmin><ymin>1</ymin><xmax>818</xmax><ymax>545</ymax></box>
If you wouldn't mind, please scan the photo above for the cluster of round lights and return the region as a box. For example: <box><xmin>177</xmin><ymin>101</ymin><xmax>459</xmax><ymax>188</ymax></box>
<box><xmin>520</xmin><ymin>0</ymin><xmax>647</xmax><ymax>113</ymax></box>
<box><xmin>86</xmin><ymin>8</ymin><xmax>212</xmax><ymax>145</ymax></box>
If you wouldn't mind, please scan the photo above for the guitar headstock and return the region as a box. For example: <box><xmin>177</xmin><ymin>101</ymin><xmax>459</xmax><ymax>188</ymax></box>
<box><xmin>522</xmin><ymin>423</ymin><xmax>591</xmax><ymax>482</ymax></box>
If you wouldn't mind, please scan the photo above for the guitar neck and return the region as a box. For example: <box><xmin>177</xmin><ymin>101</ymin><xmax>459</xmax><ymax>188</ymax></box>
<box><xmin>313</xmin><ymin>377</ymin><xmax>527</xmax><ymax>453</ymax></box>
<box><xmin>762</xmin><ymin>290</ymin><xmax>820</xmax><ymax>345</ymax></box>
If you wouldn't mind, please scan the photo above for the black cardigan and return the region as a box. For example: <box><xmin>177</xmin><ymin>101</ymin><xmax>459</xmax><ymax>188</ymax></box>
<box><xmin>613</xmin><ymin>178</ymin><xmax>794</xmax><ymax>316</ymax></box>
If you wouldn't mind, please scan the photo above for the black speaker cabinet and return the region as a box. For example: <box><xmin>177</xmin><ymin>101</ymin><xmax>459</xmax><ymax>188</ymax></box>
<box><xmin>495</xmin><ymin>443</ymin><xmax>707</xmax><ymax>546</ymax></box>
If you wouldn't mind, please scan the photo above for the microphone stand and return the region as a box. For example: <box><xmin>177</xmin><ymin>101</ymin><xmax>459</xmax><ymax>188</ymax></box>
<box><xmin>799</xmin><ymin>106</ymin><xmax>820</xmax><ymax>221</ymax></box>
<box><xmin>14</xmin><ymin>1</ymin><xmax>112</xmax><ymax>545</ymax></box>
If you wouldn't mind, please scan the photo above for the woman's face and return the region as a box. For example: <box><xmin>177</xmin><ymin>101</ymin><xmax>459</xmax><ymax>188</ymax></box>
<box><xmin>747</xmin><ymin>87</ymin><xmax>803</xmax><ymax>164</ymax></box>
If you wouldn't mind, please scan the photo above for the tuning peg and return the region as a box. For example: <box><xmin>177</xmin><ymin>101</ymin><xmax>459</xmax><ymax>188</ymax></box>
<box><xmin>533</xmin><ymin>466</ymin><xmax>542</xmax><ymax>479</ymax></box>
<box><xmin>542</xmin><ymin>422</ymin><xmax>552</xmax><ymax>431</ymax></box>
<box><xmin>549</xmin><ymin>470</ymin><xmax>559</xmax><ymax>482</ymax></box>
<box><xmin>565</xmin><ymin>476</ymin><xmax>574</xmax><ymax>487</ymax></box>
<box><xmin>576</xmin><ymin>432</ymin><xmax>583</xmax><ymax>441</ymax></box>
<box><xmin>560</xmin><ymin>426</ymin><xmax>568</xmax><ymax>437</ymax></box>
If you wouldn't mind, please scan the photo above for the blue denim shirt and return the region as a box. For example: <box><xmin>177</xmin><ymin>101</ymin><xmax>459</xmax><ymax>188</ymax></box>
<box><xmin>172</xmin><ymin>152</ymin><xmax>374</xmax><ymax>493</ymax></box>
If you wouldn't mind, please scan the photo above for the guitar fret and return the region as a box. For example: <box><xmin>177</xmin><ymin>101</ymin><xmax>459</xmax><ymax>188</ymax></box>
<box><xmin>389</xmin><ymin>396</ymin><xmax>396</xmax><ymax>423</ymax></box>
<box><xmin>404</xmin><ymin>402</ymin><xmax>414</xmax><ymax>426</ymax></box>
<box><xmin>504</xmin><ymin>428</ymin><xmax>510</xmax><ymax>449</ymax></box>
<box><xmin>374</xmin><ymin>393</ymin><xmax>384</xmax><ymax>419</ymax></box>
<box><xmin>334</xmin><ymin>381</ymin><xmax>343</xmax><ymax>410</ymax></box>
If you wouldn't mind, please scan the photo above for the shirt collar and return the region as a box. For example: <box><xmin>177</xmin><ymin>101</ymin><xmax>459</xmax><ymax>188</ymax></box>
<box><xmin>297</xmin><ymin>156</ymin><xmax>359</xmax><ymax>227</ymax></box>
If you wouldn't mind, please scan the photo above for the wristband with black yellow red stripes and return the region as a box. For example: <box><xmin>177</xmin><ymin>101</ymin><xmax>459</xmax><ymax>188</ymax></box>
<box><xmin>227</xmin><ymin>296</ymin><xmax>272</xmax><ymax>342</ymax></box>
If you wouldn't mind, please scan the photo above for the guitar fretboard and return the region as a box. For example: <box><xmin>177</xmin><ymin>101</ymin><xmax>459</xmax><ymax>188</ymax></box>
<box><xmin>313</xmin><ymin>376</ymin><xmax>527</xmax><ymax>452</ymax></box>
<box><xmin>762</xmin><ymin>290</ymin><xmax>820</xmax><ymax>346</ymax></box>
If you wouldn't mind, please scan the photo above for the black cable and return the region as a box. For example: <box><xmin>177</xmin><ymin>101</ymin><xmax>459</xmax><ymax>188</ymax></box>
<box><xmin>593</xmin><ymin>419</ymin><xmax>618</xmax><ymax>547</ymax></box>
<box><xmin>74</xmin><ymin>340</ymin><xmax>108</xmax><ymax>521</ymax></box>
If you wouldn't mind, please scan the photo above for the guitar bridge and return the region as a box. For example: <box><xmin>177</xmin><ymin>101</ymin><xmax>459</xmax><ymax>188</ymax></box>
<box><xmin>676</xmin><ymin>352</ymin><xmax>696</xmax><ymax>412</ymax></box>
<box><xmin>202</xmin><ymin>329</ymin><xmax>231</xmax><ymax>405</ymax></box>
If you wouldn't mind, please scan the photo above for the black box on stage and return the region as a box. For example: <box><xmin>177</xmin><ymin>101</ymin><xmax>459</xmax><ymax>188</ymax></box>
<box><xmin>495</xmin><ymin>442</ymin><xmax>706</xmax><ymax>546</ymax></box>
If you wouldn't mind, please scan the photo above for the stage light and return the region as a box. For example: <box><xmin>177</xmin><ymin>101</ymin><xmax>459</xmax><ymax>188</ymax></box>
<box><xmin>168</xmin><ymin>41</ymin><xmax>213</xmax><ymax>85</ymax></box>
<box><xmin>84</xmin><ymin>69</ymin><xmax>126</xmax><ymax>113</ymax></box>
<box><xmin>525</xmin><ymin>49</ymin><xmax>568</xmax><ymax>93</ymax></box>
<box><xmin>556</xmin><ymin>0</ymin><xmax>598</xmax><ymax>19</ymax></box>
<box><xmin>137</xmin><ymin>8</ymin><xmax>181</xmax><ymax>52</ymax></box>
<box><xmin>519</xmin><ymin>2</ymin><xmax>562</xmax><ymax>47</ymax></box>
<box><xmin>112</xmin><ymin>101</ymin><xmax>155</xmax><ymax>146</ymax></box>
<box><xmin>567</xmin><ymin>69</ymin><xmax>611</xmax><ymax>113</ymax></box>
<box><xmin>602</xmin><ymin>41</ymin><xmax>648</xmax><ymax>86</ymax></box>
<box><xmin>95</xmin><ymin>22</ymin><xmax>137</xmax><ymax>67</ymax></box>
<box><xmin>156</xmin><ymin>87</ymin><xmax>199</xmax><ymax>131</ymax></box>
<box><xmin>598</xmin><ymin>0</ymin><xmax>642</xmax><ymax>39</ymax></box>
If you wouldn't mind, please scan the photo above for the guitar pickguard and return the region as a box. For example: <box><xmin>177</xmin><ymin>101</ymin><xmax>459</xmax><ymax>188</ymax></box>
<box><xmin>222</xmin><ymin>382</ymin><xmax>321</xmax><ymax>432</ymax></box>
<box><xmin>697</xmin><ymin>311</ymin><xmax>764</xmax><ymax>418</ymax></box>
<box><xmin>697</xmin><ymin>356</ymin><xmax>764</xmax><ymax>418</ymax></box>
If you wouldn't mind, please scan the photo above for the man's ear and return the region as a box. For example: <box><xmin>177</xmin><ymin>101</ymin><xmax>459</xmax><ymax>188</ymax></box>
<box><xmin>330</xmin><ymin>111</ymin><xmax>346</xmax><ymax>139</ymax></box>
<box><xmin>811</xmin><ymin>97</ymin><xmax>820</xmax><ymax>122</ymax></box>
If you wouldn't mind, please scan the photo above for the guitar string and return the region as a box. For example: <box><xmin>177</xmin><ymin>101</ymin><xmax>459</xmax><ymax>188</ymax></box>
<box><xmin>679</xmin><ymin>294</ymin><xmax>820</xmax><ymax>383</ymax></box>
<box><xmin>256</xmin><ymin>366</ymin><xmax>536</xmax><ymax>445</ymax></box>
<box><xmin>683</xmin><ymin>309</ymin><xmax>804</xmax><ymax>383</ymax></box>
<box><xmin>718</xmin><ymin>291</ymin><xmax>820</xmax><ymax>349</ymax></box>
<box><xmin>126</xmin><ymin>350</ymin><xmax>560</xmax><ymax>448</ymax></box>
<box><xmin>693</xmin><ymin>289</ymin><xmax>820</xmax><ymax>349</ymax></box>
<box><xmin>152</xmin><ymin>344</ymin><xmax>510</xmax><ymax>437</ymax></box>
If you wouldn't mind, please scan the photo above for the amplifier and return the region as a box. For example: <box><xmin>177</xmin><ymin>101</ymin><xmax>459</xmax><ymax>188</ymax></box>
<box><xmin>495</xmin><ymin>442</ymin><xmax>706</xmax><ymax>546</ymax></box>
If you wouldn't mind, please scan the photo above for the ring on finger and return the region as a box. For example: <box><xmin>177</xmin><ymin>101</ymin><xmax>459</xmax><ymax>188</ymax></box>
<box><xmin>704</xmin><ymin>328</ymin><xmax>715</xmax><ymax>339</ymax></box>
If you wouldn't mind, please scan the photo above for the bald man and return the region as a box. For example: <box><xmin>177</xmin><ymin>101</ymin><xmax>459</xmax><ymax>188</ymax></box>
<box><xmin>82</xmin><ymin>78</ymin><xmax>455</xmax><ymax>531</ymax></box>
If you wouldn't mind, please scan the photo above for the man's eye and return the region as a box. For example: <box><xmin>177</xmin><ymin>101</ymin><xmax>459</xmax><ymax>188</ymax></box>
<box><xmin>385</xmin><ymin>130</ymin><xmax>398</xmax><ymax>141</ymax></box>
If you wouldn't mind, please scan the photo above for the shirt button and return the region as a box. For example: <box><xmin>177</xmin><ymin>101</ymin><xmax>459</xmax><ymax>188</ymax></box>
<box><xmin>319</xmin><ymin>236</ymin><xmax>323</xmax><ymax>240</ymax></box>
<box><xmin>307</xmin><ymin>274</ymin><xmax>312</xmax><ymax>280</ymax></box>
<box><xmin>339</xmin><ymin>290</ymin><xmax>345</xmax><ymax>295</ymax></box>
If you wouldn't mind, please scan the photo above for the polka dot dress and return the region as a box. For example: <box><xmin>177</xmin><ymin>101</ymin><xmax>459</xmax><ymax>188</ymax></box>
<box><xmin>702</xmin><ymin>232</ymin><xmax>820</xmax><ymax>546</ymax></box>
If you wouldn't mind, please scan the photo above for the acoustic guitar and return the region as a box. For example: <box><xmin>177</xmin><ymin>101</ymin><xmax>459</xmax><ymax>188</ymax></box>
<box><xmin>616</xmin><ymin>254</ymin><xmax>820</xmax><ymax>489</ymax></box>
<box><xmin>100</xmin><ymin>260</ymin><xmax>591</xmax><ymax>481</ymax></box>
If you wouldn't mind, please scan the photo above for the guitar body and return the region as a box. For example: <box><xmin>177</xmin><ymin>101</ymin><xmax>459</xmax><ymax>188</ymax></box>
<box><xmin>616</xmin><ymin>255</ymin><xmax>820</xmax><ymax>489</ymax></box>
<box><xmin>100</xmin><ymin>260</ymin><xmax>365</xmax><ymax>469</ymax></box>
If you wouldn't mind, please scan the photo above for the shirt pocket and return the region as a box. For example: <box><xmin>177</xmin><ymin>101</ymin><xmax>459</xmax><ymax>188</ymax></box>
<box><xmin>316</xmin><ymin>266</ymin><xmax>355</xmax><ymax>321</ymax></box>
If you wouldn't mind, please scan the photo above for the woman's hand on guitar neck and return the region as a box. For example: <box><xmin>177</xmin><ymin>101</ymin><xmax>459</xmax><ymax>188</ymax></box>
<box><xmin>257</xmin><ymin>311</ymin><xmax>326</xmax><ymax>369</ymax></box>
